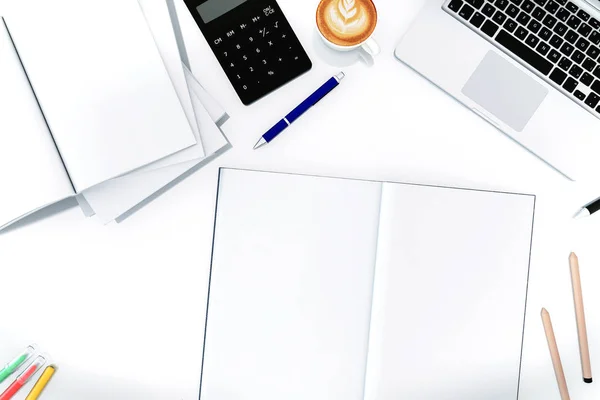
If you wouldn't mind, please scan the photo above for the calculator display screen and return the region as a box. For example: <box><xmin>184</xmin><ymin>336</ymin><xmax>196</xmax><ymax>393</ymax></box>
<box><xmin>197</xmin><ymin>0</ymin><xmax>248</xmax><ymax>23</ymax></box>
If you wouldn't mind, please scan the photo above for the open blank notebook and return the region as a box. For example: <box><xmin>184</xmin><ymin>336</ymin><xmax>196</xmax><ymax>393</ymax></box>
<box><xmin>202</xmin><ymin>169</ymin><xmax>535</xmax><ymax>400</ymax></box>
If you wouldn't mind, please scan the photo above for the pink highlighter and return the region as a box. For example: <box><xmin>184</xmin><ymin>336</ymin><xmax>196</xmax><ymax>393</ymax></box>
<box><xmin>0</xmin><ymin>356</ymin><xmax>46</xmax><ymax>400</ymax></box>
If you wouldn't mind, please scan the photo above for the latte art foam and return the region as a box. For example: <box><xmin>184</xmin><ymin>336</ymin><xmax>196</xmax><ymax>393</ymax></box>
<box><xmin>317</xmin><ymin>0</ymin><xmax>377</xmax><ymax>47</ymax></box>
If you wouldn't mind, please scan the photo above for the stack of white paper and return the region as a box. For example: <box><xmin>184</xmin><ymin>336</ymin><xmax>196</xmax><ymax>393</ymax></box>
<box><xmin>0</xmin><ymin>0</ymin><xmax>230</xmax><ymax>228</ymax></box>
<box><xmin>76</xmin><ymin>0</ymin><xmax>231</xmax><ymax>224</ymax></box>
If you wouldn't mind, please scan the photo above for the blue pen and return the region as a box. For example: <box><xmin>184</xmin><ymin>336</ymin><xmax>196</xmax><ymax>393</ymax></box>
<box><xmin>253</xmin><ymin>72</ymin><xmax>345</xmax><ymax>149</ymax></box>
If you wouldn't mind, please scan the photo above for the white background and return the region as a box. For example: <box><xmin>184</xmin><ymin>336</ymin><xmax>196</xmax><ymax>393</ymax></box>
<box><xmin>1</xmin><ymin>0</ymin><xmax>600</xmax><ymax>398</ymax></box>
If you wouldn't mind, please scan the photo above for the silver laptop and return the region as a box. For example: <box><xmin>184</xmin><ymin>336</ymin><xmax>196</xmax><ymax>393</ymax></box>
<box><xmin>396</xmin><ymin>0</ymin><xmax>600</xmax><ymax>180</ymax></box>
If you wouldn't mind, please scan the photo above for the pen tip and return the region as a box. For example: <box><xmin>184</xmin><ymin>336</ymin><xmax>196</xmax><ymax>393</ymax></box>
<box><xmin>253</xmin><ymin>138</ymin><xmax>267</xmax><ymax>150</ymax></box>
<box><xmin>574</xmin><ymin>208</ymin><xmax>590</xmax><ymax>219</ymax></box>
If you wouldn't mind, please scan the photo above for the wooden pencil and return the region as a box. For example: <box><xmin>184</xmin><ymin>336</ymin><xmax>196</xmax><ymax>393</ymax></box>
<box><xmin>541</xmin><ymin>308</ymin><xmax>570</xmax><ymax>400</ymax></box>
<box><xmin>570</xmin><ymin>252</ymin><xmax>593</xmax><ymax>383</ymax></box>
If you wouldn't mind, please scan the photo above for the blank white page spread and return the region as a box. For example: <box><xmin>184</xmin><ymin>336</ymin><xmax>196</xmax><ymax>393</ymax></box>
<box><xmin>0</xmin><ymin>20</ymin><xmax>74</xmax><ymax>229</ymax></box>
<box><xmin>4</xmin><ymin>0</ymin><xmax>196</xmax><ymax>192</ymax></box>
<box><xmin>364</xmin><ymin>184</ymin><xmax>534</xmax><ymax>400</ymax></box>
<box><xmin>202</xmin><ymin>169</ymin><xmax>382</xmax><ymax>400</ymax></box>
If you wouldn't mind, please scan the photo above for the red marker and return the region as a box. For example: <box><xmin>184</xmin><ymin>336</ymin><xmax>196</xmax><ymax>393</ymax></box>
<box><xmin>0</xmin><ymin>356</ymin><xmax>46</xmax><ymax>400</ymax></box>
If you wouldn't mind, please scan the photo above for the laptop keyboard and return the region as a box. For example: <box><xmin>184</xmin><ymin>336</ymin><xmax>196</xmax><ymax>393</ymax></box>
<box><xmin>444</xmin><ymin>0</ymin><xmax>600</xmax><ymax>114</ymax></box>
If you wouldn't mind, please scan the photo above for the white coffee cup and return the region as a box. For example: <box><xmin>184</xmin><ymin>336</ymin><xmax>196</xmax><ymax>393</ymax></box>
<box><xmin>316</xmin><ymin>0</ymin><xmax>381</xmax><ymax>58</ymax></box>
<box><xmin>317</xmin><ymin>28</ymin><xmax>380</xmax><ymax>57</ymax></box>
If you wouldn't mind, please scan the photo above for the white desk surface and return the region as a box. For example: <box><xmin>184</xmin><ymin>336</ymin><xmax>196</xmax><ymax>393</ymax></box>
<box><xmin>1</xmin><ymin>0</ymin><xmax>600</xmax><ymax>399</ymax></box>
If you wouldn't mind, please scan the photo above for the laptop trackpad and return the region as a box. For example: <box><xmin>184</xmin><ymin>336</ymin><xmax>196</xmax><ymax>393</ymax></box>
<box><xmin>462</xmin><ymin>51</ymin><xmax>548</xmax><ymax>132</ymax></box>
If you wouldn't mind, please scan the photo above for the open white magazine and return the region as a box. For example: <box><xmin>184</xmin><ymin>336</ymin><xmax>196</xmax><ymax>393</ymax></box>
<box><xmin>201</xmin><ymin>169</ymin><xmax>536</xmax><ymax>400</ymax></box>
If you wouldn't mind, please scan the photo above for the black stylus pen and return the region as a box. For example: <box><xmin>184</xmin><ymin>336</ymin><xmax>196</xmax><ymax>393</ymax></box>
<box><xmin>575</xmin><ymin>197</ymin><xmax>600</xmax><ymax>219</ymax></box>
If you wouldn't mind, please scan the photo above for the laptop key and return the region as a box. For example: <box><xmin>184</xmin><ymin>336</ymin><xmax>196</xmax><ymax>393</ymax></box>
<box><xmin>550</xmin><ymin>67</ymin><xmax>568</xmax><ymax>83</ymax></box>
<box><xmin>559</xmin><ymin>55</ymin><xmax>573</xmax><ymax>69</ymax></box>
<box><xmin>576</xmin><ymin>37</ymin><xmax>590</xmax><ymax>51</ymax></box>
<box><xmin>526</xmin><ymin>33</ymin><xmax>541</xmax><ymax>47</ymax></box>
<box><xmin>592</xmin><ymin>79</ymin><xmax>600</xmax><ymax>93</ymax></box>
<box><xmin>532</xmin><ymin>6</ymin><xmax>546</xmax><ymax>20</ymax></box>
<box><xmin>585</xmin><ymin>92</ymin><xmax>600</xmax><ymax>108</ymax></box>
<box><xmin>523</xmin><ymin>0</ymin><xmax>535</xmax><ymax>12</ymax></box>
<box><xmin>577</xmin><ymin>9</ymin><xmax>590</xmax><ymax>21</ymax></box>
<box><xmin>507</xmin><ymin>4</ymin><xmax>520</xmax><ymax>17</ymax></box>
<box><xmin>581</xmin><ymin>71</ymin><xmax>594</xmax><ymax>85</ymax></box>
<box><xmin>528</xmin><ymin>20</ymin><xmax>542</xmax><ymax>33</ymax></box>
<box><xmin>493</xmin><ymin>10</ymin><xmax>508</xmax><ymax>24</ymax></box>
<box><xmin>556</xmin><ymin>8</ymin><xmax>570</xmax><ymax>22</ymax></box>
<box><xmin>518</xmin><ymin>12</ymin><xmax>532</xmax><ymax>25</ymax></box>
<box><xmin>471</xmin><ymin>12</ymin><xmax>486</xmax><ymax>27</ymax></box>
<box><xmin>540</xmin><ymin>27</ymin><xmax>553</xmax><ymax>40</ymax></box>
<box><xmin>587</xmin><ymin>45</ymin><xmax>600</xmax><ymax>59</ymax></box>
<box><xmin>578</xmin><ymin>23</ymin><xmax>592</xmax><ymax>37</ymax></box>
<box><xmin>504</xmin><ymin>18</ymin><xmax>518</xmax><ymax>32</ymax></box>
<box><xmin>574</xmin><ymin>89</ymin><xmax>586</xmax><ymax>100</ymax></box>
<box><xmin>483</xmin><ymin>3</ymin><xmax>497</xmax><ymax>17</ymax></box>
<box><xmin>537</xmin><ymin>41</ymin><xmax>551</xmax><ymax>55</ymax></box>
<box><xmin>460</xmin><ymin>4</ymin><xmax>476</xmax><ymax>19</ymax></box>
<box><xmin>543</xmin><ymin>14</ymin><xmax>558</xmax><ymax>28</ymax></box>
<box><xmin>449</xmin><ymin>0</ymin><xmax>464</xmax><ymax>10</ymax></box>
<box><xmin>553</xmin><ymin>22</ymin><xmax>568</xmax><ymax>36</ymax></box>
<box><xmin>550</xmin><ymin>34</ymin><xmax>564</xmax><ymax>48</ymax></box>
<box><xmin>569</xmin><ymin>64</ymin><xmax>583</xmax><ymax>78</ymax></box>
<box><xmin>482</xmin><ymin>19</ymin><xmax>500</xmax><ymax>36</ymax></box>
<box><xmin>567</xmin><ymin>15</ymin><xmax>582</xmax><ymax>30</ymax></box>
<box><xmin>495</xmin><ymin>30</ymin><xmax>554</xmax><ymax>74</ymax></box>
<box><xmin>563</xmin><ymin>76</ymin><xmax>578</xmax><ymax>91</ymax></box>
<box><xmin>516</xmin><ymin>26</ymin><xmax>529</xmax><ymax>39</ymax></box>
<box><xmin>565</xmin><ymin>1</ymin><xmax>579</xmax><ymax>13</ymax></box>
<box><xmin>572</xmin><ymin>49</ymin><xmax>586</xmax><ymax>64</ymax></box>
<box><xmin>555</xmin><ymin>0</ymin><xmax>567</xmax><ymax>4</ymax></box>
<box><xmin>565</xmin><ymin>29</ymin><xmax>578</xmax><ymax>43</ymax></box>
<box><xmin>594</xmin><ymin>65</ymin><xmax>600</xmax><ymax>78</ymax></box>
<box><xmin>550</xmin><ymin>35</ymin><xmax>564</xmax><ymax>49</ymax></box>
<box><xmin>510</xmin><ymin>0</ymin><xmax>524</xmax><ymax>4</ymax></box>
<box><xmin>582</xmin><ymin>57</ymin><xmax>596</xmax><ymax>71</ymax></box>
<box><xmin>590</xmin><ymin>18</ymin><xmax>600</xmax><ymax>29</ymax></box>
<box><xmin>548</xmin><ymin>48</ymin><xmax>562</xmax><ymax>62</ymax></box>
<box><xmin>560</xmin><ymin>42</ymin><xmax>575</xmax><ymax>56</ymax></box>
<box><xmin>545</xmin><ymin>0</ymin><xmax>560</xmax><ymax>13</ymax></box>
<box><xmin>590</xmin><ymin>31</ymin><xmax>600</xmax><ymax>45</ymax></box>
<box><xmin>571</xmin><ymin>50</ymin><xmax>585</xmax><ymax>64</ymax></box>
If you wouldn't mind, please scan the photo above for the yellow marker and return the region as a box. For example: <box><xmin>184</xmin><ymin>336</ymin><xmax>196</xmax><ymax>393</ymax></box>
<box><xmin>25</xmin><ymin>365</ymin><xmax>55</xmax><ymax>400</ymax></box>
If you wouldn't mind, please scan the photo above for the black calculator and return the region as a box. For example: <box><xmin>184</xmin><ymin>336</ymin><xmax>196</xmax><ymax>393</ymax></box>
<box><xmin>184</xmin><ymin>0</ymin><xmax>312</xmax><ymax>105</ymax></box>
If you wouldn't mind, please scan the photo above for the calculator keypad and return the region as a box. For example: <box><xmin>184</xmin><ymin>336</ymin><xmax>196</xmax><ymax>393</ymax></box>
<box><xmin>187</xmin><ymin>0</ymin><xmax>312</xmax><ymax>105</ymax></box>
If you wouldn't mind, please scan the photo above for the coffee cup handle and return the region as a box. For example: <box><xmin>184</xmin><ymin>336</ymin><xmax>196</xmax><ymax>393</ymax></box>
<box><xmin>361</xmin><ymin>37</ymin><xmax>380</xmax><ymax>57</ymax></box>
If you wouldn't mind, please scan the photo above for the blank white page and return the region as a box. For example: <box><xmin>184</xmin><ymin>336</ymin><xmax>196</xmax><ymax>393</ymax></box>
<box><xmin>137</xmin><ymin>0</ymin><xmax>205</xmax><ymax>170</ymax></box>
<box><xmin>202</xmin><ymin>169</ymin><xmax>382</xmax><ymax>400</ymax></box>
<box><xmin>0</xmin><ymin>20</ymin><xmax>74</xmax><ymax>229</ymax></box>
<box><xmin>4</xmin><ymin>0</ymin><xmax>196</xmax><ymax>192</ymax></box>
<box><xmin>364</xmin><ymin>184</ymin><xmax>534</xmax><ymax>400</ymax></box>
